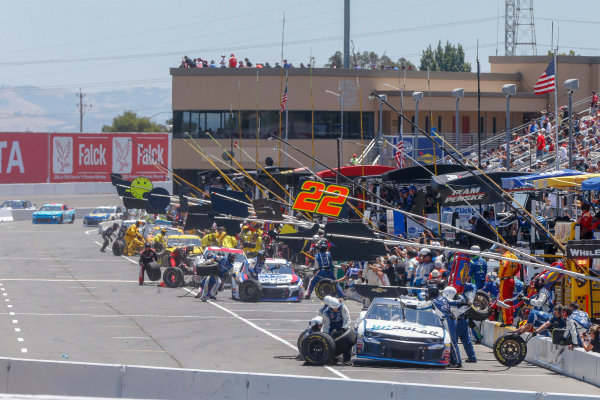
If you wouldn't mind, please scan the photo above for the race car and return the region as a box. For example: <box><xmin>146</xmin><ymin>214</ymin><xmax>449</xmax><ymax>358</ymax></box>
<box><xmin>82</xmin><ymin>206</ymin><xmax>124</xmax><ymax>226</ymax></box>
<box><xmin>354</xmin><ymin>297</ymin><xmax>451</xmax><ymax>367</ymax></box>
<box><xmin>146</xmin><ymin>225</ymin><xmax>183</xmax><ymax>242</ymax></box>
<box><xmin>232</xmin><ymin>258</ymin><xmax>304</xmax><ymax>302</ymax></box>
<box><xmin>32</xmin><ymin>203</ymin><xmax>75</xmax><ymax>224</ymax></box>
<box><xmin>194</xmin><ymin>246</ymin><xmax>247</xmax><ymax>272</ymax></box>
<box><xmin>0</xmin><ymin>200</ymin><xmax>36</xmax><ymax>210</ymax></box>
<box><xmin>158</xmin><ymin>234</ymin><xmax>203</xmax><ymax>267</ymax></box>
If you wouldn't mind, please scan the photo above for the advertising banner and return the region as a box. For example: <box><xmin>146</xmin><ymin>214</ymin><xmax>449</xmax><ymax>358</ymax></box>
<box><xmin>50</xmin><ymin>133</ymin><xmax>169</xmax><ymax>183</ymax></box>
<box><xmin>0</xmin><ymin>133</ymin><xmax>49</xmax><ymax>184</ymax></box>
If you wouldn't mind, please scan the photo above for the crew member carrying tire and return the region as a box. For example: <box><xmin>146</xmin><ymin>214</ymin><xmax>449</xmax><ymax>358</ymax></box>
<box><xmin>297</xmin><ymin>316</ymin><xmax>324</xmax><ymax>357</ymax></box>
<box><xmin>154</xmin><ymin>229</ymin><xmax>168</xmax><ymax>246</ymax></box>
<box><xmin>125</xmin><ymin>221</ymin><xmax>145</xmax><ymax>256</ymax></box>
<box><xmin>100</xmin><ymin>223</ymin><xmax>119</xmax><ymax>253</ymax></box>
<box><xmin>449</xmin><ymin>285</ymin><xmax>477</xmax><ymax>363</ymax></box>
<box><xmin>319</xmin><ymin>296</ymin><xmax>352</xmax><ymax>366</ymax></box>
<box><xmin>305</xmin><ymin>243</ymin><xmax>344</xmax><ymax>299</ymax></box>
<box><xmin>139</xmin><ymin>242</ymin><xmax>158</xmax><ymax>285</ymax></box>
<box><xmin>197</xmin><ymin>253</ymin><xmax>236</xmax><ymax>301</ymax></box>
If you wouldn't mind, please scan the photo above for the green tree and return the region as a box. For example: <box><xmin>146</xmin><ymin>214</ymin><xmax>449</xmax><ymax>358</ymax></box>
<box><xmin>102</xmin><ymin>111</ymin><xmax>166</xmax><ymax>132</ymax></box>
<box><xmin>325</xmin><ymin>51</ymin><xmax>343</xmax><ymax>68</ymax></box>
<box><xmin>547</xmin><ymin>49</ymin><xmax>577</xmax><ymax>56</ymax></box>
<box><xmin>326</xmin><ymin>49</ymin><xmax>415</xmax><ymax>69</ymax></box>
<box><xmin>419</xmin><ymin>41</ymin><xmax>471</xmax><ymax>72</ymax></box>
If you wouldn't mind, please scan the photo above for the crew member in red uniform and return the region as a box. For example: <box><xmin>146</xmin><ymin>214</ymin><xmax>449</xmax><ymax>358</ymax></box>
<box><xmin>579</xmin><ymin>203</ymin><xmax>594</xmax><ymax>240</ymax></box>
<box><xmin>498</xmin><ymin>250</ymin><xmax>521</xmax><ymax>326</ymax></box>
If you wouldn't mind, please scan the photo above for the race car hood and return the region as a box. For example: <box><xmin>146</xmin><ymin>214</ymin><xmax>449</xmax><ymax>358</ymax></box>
<box><xmin>33</xmin><ymin>211</ymin><xmax>62</xmax><ymax>217</ymax></box>
<box><xmin>258</xmin><ymin>273</ymin><xmax>294</xmax><ymax>285</ymax></box>
<box><xmin>364</xmin><ymin>319</ymin><xmax>445</xmax><ymax>341</ymax></box>
<box><xmin>85</xmin><ymin>213</ymin><xmax>110</xmax><ymax>218</ymax></box>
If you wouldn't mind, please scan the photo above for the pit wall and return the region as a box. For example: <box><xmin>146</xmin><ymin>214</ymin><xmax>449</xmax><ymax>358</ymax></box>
<box><xmin>480</xmin><ymin>320</ymin><xmax>600</xmax><ymax>387</ymax></box>
<box><xmin>0</xmin><ymin>181</ymin><xmax>172</xmax><ymax>198</ymax></box>
<box><xmin>0</xmin><ymin>357</ymin><xmax>590</xmax><ymax>400</ymax></box>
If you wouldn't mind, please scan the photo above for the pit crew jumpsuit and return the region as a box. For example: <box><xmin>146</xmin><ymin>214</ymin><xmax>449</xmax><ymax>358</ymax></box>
<box><xmin>342</xmin><ymin>266</ymin><xmax>364</xmax><ymax>303</ymax></box>
<box><xmin>153</xmin><ymin>233</ymin><xmax>167</xmax><ymax>246</ymax></box>
<box><xmin>138</xmin><ymin>248</ymin><xmax>157</xmax><ymax>285</ymax></box>
<box><xmin>468</xmin><ymin>255</ymin><xmax>487</xmax><ymax>290</ymax></box>
<box><xmin>199</xmin><ymin>257</ymin><xmax>234</xmax><ymax>300</ymax></box>
<box><xmin>498</xmin><ymin>251</ymin><xmax>521</xmax><ymax>325</ymax></box>
<box><xmin>453</xmin><ymin>284</ymin><xmax>477</xmax><ymax>362</ymax></box>
<box><xmin>246</xmin><ymin>258</ymin><xmax>266</xmax><ymax>280</ymax></box>
<box><xmin>100</xmin><ymin>225</ymin><xmax>117</xmax><ymax>252</ymax></box>
<box><xmin>525</xmin><ymin>287</ymin><xmax>554</xmax><ymax>328</ymax></box>
<box><xmin>221</xmin><ymin>235</ymin><xmax>238</xmax><ymax>249</ymax></box>
<box><xmin>306</xmin><ymin>250</ymin><xmax>344</xmax><ymax>299</ymax></box>
<box><xmin>201</xmin><ymin>232</ymin><xmax>224</xmax><ymax>248</ymax></box>
<box><xmin>125</xmin><ymin>224</ymin><xmax>144</xmax><ymax>256</ymax></box>
<box><xmin>319</xmin><ymin>303</ymin><xmax>352</xmax><ymax>362</ymax></box>
<box><xmin>564</xmin><ymin>310</ymin><xmax>592</xmax><ymax>346</ymax></box>
<box><xmin>420</xmin><ymin>295</ymin><xmax>465</xmax><ymax>366</ymax></box>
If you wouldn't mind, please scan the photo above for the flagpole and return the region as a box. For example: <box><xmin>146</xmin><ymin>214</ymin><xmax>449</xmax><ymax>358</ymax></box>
<box><xmin>284</xmin><ymin>70</ymin><xmax>289</xmax><ymax>167</ymax></box>
<box><xmin>553</xmin><ymin>24</ymin><xmax>559</xmax><ymax>171</ymax></box>
<box><xmin>277</xmin><ymin>11</ymin><xmax>285</xmax><ymax>167</ymax></box>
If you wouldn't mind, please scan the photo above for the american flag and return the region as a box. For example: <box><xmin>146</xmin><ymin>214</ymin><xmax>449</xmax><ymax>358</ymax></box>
<box><xmin>534</xmin><ymin>59</ymin><xmax>556</xmax><ymax>95</ymax></box>
<box><xmin>280</xmin><ymin>81</ymin><xmax>288</xmax><ymax>113</ymax></box>
<box><xmin>394</xmin><ymin>139</ymin><xmax>405</xmax><ymax>168</ymax></box>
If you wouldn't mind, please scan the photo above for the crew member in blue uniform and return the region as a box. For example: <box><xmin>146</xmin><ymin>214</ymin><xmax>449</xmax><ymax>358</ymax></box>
<box><xmin>468</xmin><ymin>245</ymin><xmax>488</xmax><ymax>290</ymax></box>
<box><xmin>197</xmin><ymin>253</ymin><xmax>236</xmax><ymax>301</ymax></box>
<box><xmin>451</xmin><ymin>284</ymin><xmax>477</xmax><ymax>363</ymax></box>
<box><xmin>319</xmin><ymin>296</ymin><xmax>352</xmax><ymax>365</ymax></box>
<box><xmin>305</xmin><ymin>243</ymin><xmax>344</xmax><ymax>299</ymax></box>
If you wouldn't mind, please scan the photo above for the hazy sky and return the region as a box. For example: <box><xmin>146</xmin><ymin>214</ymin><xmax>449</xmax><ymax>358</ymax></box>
<box><xmin>0</xmin><ymin>0</ymin><xmax>597</xmax><ymax>93</ymax></box>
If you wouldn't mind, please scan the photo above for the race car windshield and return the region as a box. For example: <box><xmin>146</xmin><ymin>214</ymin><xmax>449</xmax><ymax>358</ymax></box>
<box><xmin>167</xmin><ymin>238</ymin><xmax>201</xmax><ymax>247</ymax></box>
<box><xmin>263</xmin><ymin>263</ymin><xmax>294</xmax><ymax>274</ymax></box>
<box><xmin>92</xmin><ymin>208</ymin><xmax>114</xmax><ymax>214</ymax></box>
<box><xmin>204</xmin><ymin>250</ymin><xmax>246</xmax><ymax>263</ymax></box>
<box><xmin>1</xmin><ymin>201</ymin><xmax>23</xmax><ymax>209</ymax></box>
<box><xmin>40</xmin><ymin>205</ymin><xmax>62</xmax><ymax>211</ymax></box>
<box><xmin>366</xmin><ymin>304</ymin><xmax>442</xmax><ymax>328</ymax></box>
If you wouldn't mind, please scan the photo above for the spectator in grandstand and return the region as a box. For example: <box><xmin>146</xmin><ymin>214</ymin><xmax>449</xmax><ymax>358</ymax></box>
<box><xmin>220</xmin><ymin>54</ymin><xmax>227</xmax><ymax>68</ymax></box>
<box><xmin>591</xmin><ymin>91</ymin><xmax>598</xmax><ymax>116</ymax></box>
<box><xmin>244</xmin><ymin>58</ymin><xmax>253</xmax><ymax>67</ymax></box>
<box><xmin>283</xmin><ymin>59</ymin><xmax>292</xmax><ymax>68</ymax></box>
<box><xmin>536</xmin><ymin>129</ymin><xmax>546</xmax><ymax>158</ymax></box>
<box><xmin>228</xmin><ymin>54</ymin><xmax>237</xmax><ymax>68</ymax></box>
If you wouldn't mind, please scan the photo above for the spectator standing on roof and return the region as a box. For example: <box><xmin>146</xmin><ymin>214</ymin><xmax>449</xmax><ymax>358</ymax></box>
<box><xmin>220</xmin><ymin>55</ymin><xmax>227</xmax><ymax>68</ymax></box>
<box><xmin>283</xmin><ymin>59</ymin><xmax>291</xmax><ymax>68</ymax></box>
<box><xmin>228</xmin><ymin>54</ymin><xmax>237</xmax><ymax>68</ymax></box>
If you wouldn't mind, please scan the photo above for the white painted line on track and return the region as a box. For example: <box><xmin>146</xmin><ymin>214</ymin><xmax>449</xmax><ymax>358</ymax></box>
<box><xmin>14</xmin><ymin>328</ymin><xmax>20</xmax><ymax>332</ymax></box>
<box><xmin>182</xmin><ymin>288</ymin><xmax>350</xmax><ymax>381</ymax></box>
<box><xmin>21</xmin><ymin>348</ymin><xmax>27</xmax><ymax>353</ymax></box>
<box><xmin>12</xmin><ymin>320</ymin><xmax>17</xmax><ymax>324</ymax></box>
<box><xmin>17</xmin><ymin>338</ymin><xmax>23</xmax><ymax>342</ymax></box>
<box><xmin>7</xmin><ymin>305</ymin><xmax>12</xmax><ymax>308</ymax></box>
<box><xmin>113</xmin><ymin>337</ymin><xmax>151</xmax><ymax>340</ymax></box>
<box><xmin>86</xmin><ymin>229</ymin><xmax>97</xmax><ymax>235</ymax></box>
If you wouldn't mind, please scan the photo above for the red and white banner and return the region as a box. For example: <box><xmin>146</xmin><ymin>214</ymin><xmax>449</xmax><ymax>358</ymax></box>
<box><xmin>0</xmin><ymin>132</ymin><xmax>169</xmax><ymax>184</ymax></box>
<box><xmin>50</xmin><ymin>133</ymin><xmax>169</xmax><ymax>182</ymax></box>
<box><xmin>0</xmin><ymin>133</ymin><xmax>49</xmax><ymax>184</ymax></box>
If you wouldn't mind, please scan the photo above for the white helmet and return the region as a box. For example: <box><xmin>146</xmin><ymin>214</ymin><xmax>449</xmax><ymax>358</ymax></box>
<box><xmin>431</xmin><ymin>270</ymin><xmax>440</xmax><ymax>278</ymax></box>
<box><xmin>442</xmin><ymin>286</ymin><xmax>457</xmax><ymax>300</ymax></box>
<box><xmin>323</xmin><ymin>295</ymin><xmax>341</xmax><ymax>309</ymax></box>
<box><xmin>470</xmin><ymin>245</ymin><xmax>481</xmax><ymax>252</ymax></box>
<box><xmin>309</xmin><ymin>316</ymin><xmax>323</xmax><ymax>327</ymax></box>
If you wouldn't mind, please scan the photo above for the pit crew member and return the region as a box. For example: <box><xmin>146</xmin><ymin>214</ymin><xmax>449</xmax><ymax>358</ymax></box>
<box><xmin>100</xmin><ymin>223</ymin><xmax>119</xmax><ymax>252</ymax></box>
<box><xmin>319</xmin><ymin>296</ymin><xmax>352</xmax><ymax>366</ymax></box>
<box><xmin>305</xmin><ymin>243</ymin><xmax>344</xmax><ymax>299</ymax></box>
<box><xmin>138</xmin><ymin>242</ymin><xmax>157</xmax><ymax>285</ymax></box>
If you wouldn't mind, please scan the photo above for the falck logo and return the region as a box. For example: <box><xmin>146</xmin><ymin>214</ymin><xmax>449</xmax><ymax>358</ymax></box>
<box><xmin>112</xmin><ymin>137</ymin><xmax>132</xmax><ymax>174</ymax></box>
<box><xmin>53</xmin><ymin>137</ymin><xmax>73</xmax><ymax>174</ymax></box>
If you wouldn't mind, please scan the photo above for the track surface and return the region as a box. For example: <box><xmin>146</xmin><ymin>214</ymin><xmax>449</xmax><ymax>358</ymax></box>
<box><xmin>0</xmin><ymin>215</ymin><xmax>598</xmax><ymax>395</ymax></box>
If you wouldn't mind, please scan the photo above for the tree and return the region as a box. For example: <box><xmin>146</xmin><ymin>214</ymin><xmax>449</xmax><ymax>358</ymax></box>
<box><xmin>419</xmin><ymin>41</ymin><xmax>471</xmax><ymax>72</ymax></box>
<box><xmin>547</xmin><ymin>49</ymin><xmax>577</xmax><ymax>56</ymax></box>
<box><xmin>325</xmin><ymin>49</ymin><xmax>415</xmax><ymax>70</ymax></box>
<box><xmin>102</xmin><ymin>111</ymin><xmax>166</xmax><ymax>132</ymax></box>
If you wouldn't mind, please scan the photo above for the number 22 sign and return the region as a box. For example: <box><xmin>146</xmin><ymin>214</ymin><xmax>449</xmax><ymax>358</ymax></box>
<box><xmin>292</xmin><ymin>180</ymin><xmax>349</xmax><ymax>217</ymax></box>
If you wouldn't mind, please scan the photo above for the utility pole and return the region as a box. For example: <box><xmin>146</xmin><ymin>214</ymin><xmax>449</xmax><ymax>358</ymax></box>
<box><xmin>76</xmin><ymin>88</ymin><xmax>92</xmax><ymax>133</ymax></box>
<box><xmin>343</xmin><ymin>0</ymin><xmax>350</xmax><ymax>68</ymax></box>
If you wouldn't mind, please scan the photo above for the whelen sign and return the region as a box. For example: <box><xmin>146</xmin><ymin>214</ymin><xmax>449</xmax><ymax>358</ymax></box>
<box><xmin>0</xmin><ymin>132</ymin><xmax>169</xmax><ymax>184</ymax></box>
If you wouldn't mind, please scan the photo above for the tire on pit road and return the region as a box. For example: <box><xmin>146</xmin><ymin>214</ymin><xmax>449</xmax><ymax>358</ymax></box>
<box><xmin>300</xmin><ymin>332</ymin><xmax>336</xmax><ymax>366</ymax></box>
<box><xmin>333</xmin><ymin>327</ymin><xmax>357</xmax><ymax>356</ymax></box>
<box><xmin>153</xmin><ymin>242</ymin><xmax>166</xmax><ymax>257</ymax></box>
<box><xmin>315</xmin><ymin>278</ymin><xmax>336</xmax><ymax>300</ymax></box>
<box><xmin>297</xmin><ymin>328</ymin><xmax>312</xmax><ymax>360</ymax></box>
<box><xmin>238</xmin><ymin>279</ymin><xmax>263</xmax><ymax>302</ymax></box>
<box><xmin>163</xmin><ymin>267</ymin><xmax>184</xmax><ymax>288</ymax></box>
<box><xmin>112</xmin><ymin>239</ymin><xmax>126</xmax><ymax>256</ymax></box>
<box><xmin>465</xmin><ymin>290</ymin><xmax>491</xmax><ymax>321</ymax></box>
<box><xmin>146</xmin><ymin>261</ymin><xmax>162</xmax><ymax>282</ymax></box>
<box><xmin>493</xmin><ymin>334</ymin><xmax>527</xmax><ymax>367</ymax></box>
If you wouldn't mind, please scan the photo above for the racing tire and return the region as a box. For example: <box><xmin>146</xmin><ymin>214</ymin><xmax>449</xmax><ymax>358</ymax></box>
<box><xmin>315</xmin><ymin>278</ymin><xmax>336</xmax><ymax>300</ymax></box>
<box><xmin>153</xmin><ymin>242</ymin><xmax>166</xmax><ymax>257</ymax></box>
<box><xmin>465</xmin><ymin>290</ymin><xmax>491</xmax><ymax>321</ymax></box>
<box><xmin>238</xmin><ymin>279</ymin><xmax>263</xmax><ymax>302</ymax></box>
<box><xmin>59</xmin><ymin>216</ymin><xmax>63</xmax><ymax>224</ymax></box>
<box><xmin>112</xmin><ymin>239</ymin><xmax>126</xmax><ymax>256</ymax></box>
<box><xmin>493</xmin><ymin>334</ymin><xmax>527</xmax><ymax>367</ymax></box>
<box><xmin>146</xmin><ymin>261</ymin><xmax>162</xmax><ymax>282</ymax></box>
<box><xmin>163</xmin><ymin>267</ymin><xmax>184</xmax><ymax>288</ymax></box>
<box><xmin>300</xmin><ymin>332</ymin><xmax>336</xmax><ymax>366</ymax></box>
<box><xmin>333</xmin><ymin>327</ymin><xmax>357</xmax><ymax>356</ymax></box>
<box><xmin>297</xmin><ymin>328</ymin><xmax>312</xmax><ymax>358</ymax></box>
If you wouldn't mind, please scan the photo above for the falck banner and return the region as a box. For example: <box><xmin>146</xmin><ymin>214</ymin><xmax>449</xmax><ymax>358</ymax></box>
<box><xmin>0</xmin><ymin>132</ymin><xmax>169</xmax><ymax>184</ymax></box>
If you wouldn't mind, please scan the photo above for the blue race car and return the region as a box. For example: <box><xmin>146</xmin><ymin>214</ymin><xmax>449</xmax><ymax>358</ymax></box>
<box><xmin>354</xmin><ymin>297</ymin><xmax>451</xmax><ymax>367</ymax></box>
<box><xmin>32</xmin><ymin>203</ymin><xmax>75</xmax><ymax>224</ymax></box>
<box><xmin>83</xmin><ymin>206</ymin><xmax>123</xmax><ymax>226</ymax></box>
<box><xmin>232</xmin><ymin>258</ymin><xmax>304</xmax><ymax>302</ymax></box>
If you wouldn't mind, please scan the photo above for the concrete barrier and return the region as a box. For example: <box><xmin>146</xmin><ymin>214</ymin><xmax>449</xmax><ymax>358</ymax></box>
<box><xmin>480</xmin><ymin>320</ymin><xmax>600</xmax><ymax>387</ymax></box>
<box><xmin>0</xmin><ymin>181</ymin><xmax>173</xmax><ymax>197</ymax></box>
<box><xmin>10</xmin><ymin>208</ymin><xmax>94</xmax><ymax>222</ymax></box>
<box><xmin>0</xmin><ymin>357</ymin><xmax>592</xmax><ymax>400</ymax></box>
<box><xmin>0</xmin><ymin>209</ymin><xmax>13</xmax><ymax>222</ymax></box>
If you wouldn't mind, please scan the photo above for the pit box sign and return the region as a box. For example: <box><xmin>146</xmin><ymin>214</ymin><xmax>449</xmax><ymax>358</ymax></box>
<box><xmin>292</xmin><ymin>180</ymin><xmax>349</xmax><ymax>217</ymax></box>
<box><xmin>567</xmin><ymin>240</ymin><xmax>600</xmax><ymax>259</ymax></box>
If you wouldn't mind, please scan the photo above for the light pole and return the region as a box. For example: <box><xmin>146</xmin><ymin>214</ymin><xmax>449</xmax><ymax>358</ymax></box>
<box><xmin>377</xmin><ymin>94</ymin><xmax>387</xmax><ymax>160</ymax></box>
<box><xmin>565</xmin><ymin>79</ymin><xmax>579</xmax><ymax>170</ymax></box>
<box><xmin>452</xmin><ymin>88</ymin><xmax>464</xmax><ymax>152</ymax></box>
<box><xmin>412</xmin><ymin>91</ymin><xmax>423</xmax><ymax>163</ymax></box>
<box><xmin>326</xmin><ymin>88</ymin><xmax>344</xmax><ymax>166</ymax></box>
<box><xmin>502</xmin><ymin>84</ymin><xmax>516</xmax><ymax>170</ymax></box>
<box><xmin>384</xmin><ymin>83</ymin><xmax>401</xmax><ymax>134</ymax></box>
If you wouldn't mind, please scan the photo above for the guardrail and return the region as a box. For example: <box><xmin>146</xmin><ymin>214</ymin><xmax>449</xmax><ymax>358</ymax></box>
<box><xmin>0</xmin><ymin>357</ymin><xmax>588</xmax><ymax>400</ymax></box>
<box><xmin>480</xmin><ymin>320</ymin><xmax>600</xmax><ymax>387</ymax></box>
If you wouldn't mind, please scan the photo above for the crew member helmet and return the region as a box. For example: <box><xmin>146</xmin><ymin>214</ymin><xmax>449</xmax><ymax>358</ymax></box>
<box><xmin>323</xmin><ymin>295</ymin><xmax>341</xmax><ymax>309</ymax></box>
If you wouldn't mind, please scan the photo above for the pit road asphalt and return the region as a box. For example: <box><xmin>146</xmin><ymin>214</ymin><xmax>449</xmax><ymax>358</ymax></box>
<box><xmin>0</xmin><ymin>216</ymin><xmax>598</xmax><ymax>395</ymax></box>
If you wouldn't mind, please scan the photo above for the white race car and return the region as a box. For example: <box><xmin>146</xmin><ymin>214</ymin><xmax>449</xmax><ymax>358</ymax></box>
<box><xmin>354</xmin><ymin>297</ymin><xmax>451</xmax><ymax>367</ymax></box>
<box><xmin>231</xmin><ymin>258</ymin><xmax>304</xmax><ymax>302</ymax></box>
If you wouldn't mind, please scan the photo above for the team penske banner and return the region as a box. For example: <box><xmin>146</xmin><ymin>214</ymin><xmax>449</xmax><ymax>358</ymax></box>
<box><xmin>50</xmin><ymin>133</ymin><xmax>169</xmax><ymax>182</ymax></box>
<box><xmin>0</xmin><ymin>133</ymin><xmax>49</xmax><ymax>184</ymax></box>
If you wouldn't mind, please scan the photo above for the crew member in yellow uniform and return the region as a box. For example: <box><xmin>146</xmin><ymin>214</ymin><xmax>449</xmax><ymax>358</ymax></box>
<box><xmin>201</xmin><ymin>229</ymin><xmax>226</xmax><ymax>249</ymax></box>
<box><xmin>221</xmin><ymin>231</ymin><xmax>238</xmax><ymax>249</ymax></box>
<box><xmin>153</xmin><ymin>229</ymin><xmax>168</xmax><ymax>246</ymax></box>
<box><xmin>498</xmin><ymin>250</ymin><xmax>521</xmax><ymax>326</ymax></box>
<box><xmin>125</xmin><ymin>221</ymin><xmax>145</xmax><ymax>256</ymax></box>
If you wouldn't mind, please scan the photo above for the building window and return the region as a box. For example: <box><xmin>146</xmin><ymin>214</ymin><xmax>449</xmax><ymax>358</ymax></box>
<box><xmin>425</xmin><ymin>116</ymin><xmax>430</xmax><ymax>134</ymax></box>
<box><xmin>437</xmin><ymin>116</ymin><xmax>442</xmax><ymax>133</ymax></box>
<box><xmin>493</xmin><ymin>117</ymin><xmax>497</xmax><ymax>133</ymax></box>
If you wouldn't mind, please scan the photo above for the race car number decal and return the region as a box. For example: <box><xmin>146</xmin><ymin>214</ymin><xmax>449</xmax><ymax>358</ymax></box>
<box><xmin>292</xmin><ymin>180</ymin><xmax>349</xmax><ymax>217</ymax></box>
